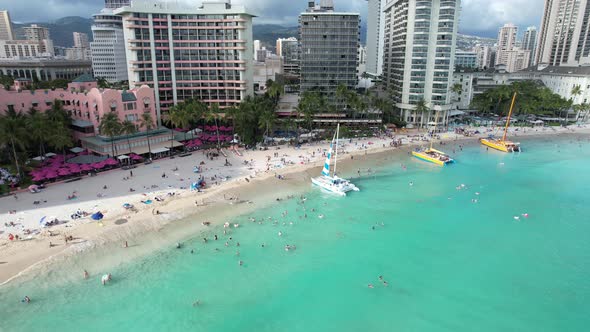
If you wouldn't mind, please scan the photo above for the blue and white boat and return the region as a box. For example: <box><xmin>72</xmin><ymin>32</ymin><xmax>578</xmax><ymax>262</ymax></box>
<box><xmin>311</xmin><ymin>124</ymin><xmax>359</xmax><ymax>196</ymax></box>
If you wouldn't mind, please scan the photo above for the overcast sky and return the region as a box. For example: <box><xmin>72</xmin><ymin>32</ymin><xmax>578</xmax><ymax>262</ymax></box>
<box><xmin>0</xmin><ymin>0</ymin><xmax>545</xmax><ymax>38</ymax></box>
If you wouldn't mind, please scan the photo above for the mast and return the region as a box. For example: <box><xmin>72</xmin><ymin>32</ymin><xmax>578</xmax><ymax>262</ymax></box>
<box><xmin>430</xmin><ymin>110</ymin><xmax>440</xmax><ymax>150</ymax></box>
<box><xmin>502</xmin><ymin>92</ymin><xmax>517</xmax><ymax>141</ymax></box>
<box><xmin>333</xmin><ymin>123</ymin><xmax>339</xmax><ymax>177</ymax></box>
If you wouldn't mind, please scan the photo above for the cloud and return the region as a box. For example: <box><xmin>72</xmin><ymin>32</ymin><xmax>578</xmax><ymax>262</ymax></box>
<box><xmin>3</xmin><ymin>0</ymin><xmax>544</xmax><ymax>37</ymax></box>
<box><xmin>459</xmin><ymin>0</ymin><xmax>544</xmax><ymax>37</ymax></box>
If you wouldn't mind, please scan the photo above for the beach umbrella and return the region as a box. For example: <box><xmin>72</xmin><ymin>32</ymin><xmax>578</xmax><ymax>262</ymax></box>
<box><xmin>91</xmin><ymin>212</ymin><xmax>104</xmax><ymax>220</ymax></box>
<box><xmin>80</xmin><ymin>164</ymin><xmax>93</xmax><ymax>171</ymax></box>
<box><xmin>45</xmin><ymin>172</ymin><xmax>58</xmax><ymax>179</ymax></box>
<box><xmin>226</xmin><ymin>126</ymin><xmax>233</xmax><ymax>132</ymax></box>
<box><xmin>104</xmin><ymin>158</ymin><xmax>118</xmax><ymax>166</ymax></box>
<box><xmin>194</xmin><ymin>139</ymin><xmax>203</xmax><ymax>146</ymax></box>
<box><xmin>32</xmin><ymin>175</ymin><xmax>45</xmax><ymax>182</ymax></box>
<box><xmin>92</xmin><ymin>162</ymin><xmax>105</xmax><ymax>169</ymax></box>
<box><xmin>130</xmin><ymin>154</ymin><xmax>143</xmax><ymax>161</ymax></box>
<box><xmin>57</xmin><ymin>168</ymin><xmax>71</xmax><ymax>176</ymax></box>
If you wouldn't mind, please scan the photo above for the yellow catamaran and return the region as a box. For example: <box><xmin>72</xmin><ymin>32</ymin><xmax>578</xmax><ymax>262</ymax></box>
<box><xmin>480</xmin><ymin>92</ymin><xmax>521</xmax><ymax>152</ymax></box>
<box><xmin>412</xmin><ymin>111</ymin><xmax>454</xmax><ymax>166</ymax></box>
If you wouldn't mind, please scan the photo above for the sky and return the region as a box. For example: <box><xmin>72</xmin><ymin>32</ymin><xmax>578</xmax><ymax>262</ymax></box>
<box><xmin>0</xmin><ymin>0</ymin><xmax>545</xmax><ymax>38</ymax></box>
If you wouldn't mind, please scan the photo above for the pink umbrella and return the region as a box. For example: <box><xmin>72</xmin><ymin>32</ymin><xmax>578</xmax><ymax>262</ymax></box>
<box><xmin>32</xmin><ymin>175</ymin><xmax>45</xmax><ymax>182</ymax></box>
<box><xmin>219</xmin><ymin>126</ymin><xmax>226</xmax><ymax>131</ymax></box>
<box><xmin>225</xmin><ymin>126</ymin><xmax>233</xmax><ymax>132</ymax></box>
<box><xmin>104</xmin><ymin>158</ymin><xmax>118</xmax><ymax>166</ymax></box>
<box><xmin>194</xmin><ymin>139</ymin><xmax>203</xmax><ymax>146</ymax></box>
<box><xmin>130</xmin><ymin>154</ymin><xmax>143</xmax><ymax>161</ymax></box>
<box><xmin>80</xmin><ymin>164</ymin><xmax>93</xmax><ymax>171</ymax></box>
<box><xmin>92</xmin><ymin>162</ymin><xmax>105</xmax><ymax>169</ymax></box>
<box><xmin>45</xmin><ymin>172</ymin><xmax>58</xmax><ymax>179</ymax></box>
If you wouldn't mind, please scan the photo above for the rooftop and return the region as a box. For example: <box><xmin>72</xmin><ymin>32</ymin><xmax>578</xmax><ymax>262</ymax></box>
<box><xmin>72</xmin><ymin>74</ymin><xmax>96</xmax><ymax>83</ymax></box>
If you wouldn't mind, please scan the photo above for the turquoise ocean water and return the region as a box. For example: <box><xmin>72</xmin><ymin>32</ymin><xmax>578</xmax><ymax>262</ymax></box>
<box><xmin>1</xmin><ymin>135</ymin><xmax>589</xmax><ymax>332</ymax></box>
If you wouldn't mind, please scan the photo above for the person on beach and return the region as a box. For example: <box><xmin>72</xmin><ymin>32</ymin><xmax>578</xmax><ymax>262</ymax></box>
<box><xmin>124</xmin><ymin>241</ymin><xmax>128</xmax><ymax>248</ymax></box>
<box><xmin>84</xmin><ymin>270</ymin><xmax>89</xmax><ymax>279</ymax></box>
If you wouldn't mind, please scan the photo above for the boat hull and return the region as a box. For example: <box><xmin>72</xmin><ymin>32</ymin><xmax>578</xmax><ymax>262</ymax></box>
<box><xmin>480</xmin><ymin>138</ymin><xmax>520</xmax><ymax>153</ymax></box>
<box><xmin>311</xmin><ymin>176</ymin><xmax>358</xmax><ymax>196</ymax></box>
<box><xmin>412</xmin><ymin>149</ymin><xmax>454</xmax><ymax>166</ymax></box>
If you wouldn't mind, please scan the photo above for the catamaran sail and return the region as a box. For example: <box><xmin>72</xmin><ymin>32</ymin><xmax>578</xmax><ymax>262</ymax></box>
<box><xmin>311</xmin><ymin>124</ymin><xmax>359</xmax><ymax>195</ymax></box>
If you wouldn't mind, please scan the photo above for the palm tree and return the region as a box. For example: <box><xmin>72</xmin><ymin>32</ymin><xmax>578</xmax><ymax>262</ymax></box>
<box><xmin>414</xmin><ymin>99</ymin><xmax>430</xmax><ymax>128</ymax></box>
<box><xmin>266</xmin><ymin>79</ymin><xmax>283</xmax><ymax>104</ymax></box>
<box><xmin>451</xmin><ymin>83</ymin><xmax>462</xmax><ymax>102</ymax></box>
<box><xmin>48</xmin><ymin>125</ymin><xmax>73</xmax><ymax>160</ymax></box>
<box><xmin>169</xmin><ymin>102</ymin><xmax>195</xmax><ymax>151</ymax></box>
<box><xmin>47</xmin><ymin>99</ymin><xmax>71</xmax><ymax>127</ymax></box>
<box><xmin>569</xmin><ymin>85</ymin><xmax>583</xmax><ymax>124</ymax></box>
<box><xmin>26</xmin><ymin>108</ymin><xmax>49</xmax><ymax>158</ymax></box>
<box><xmin>140</xmin><ymin>112</ymin><xmax>155</xmax><ymax>160</ymax></box>
<box><xmin>98</xmin><ymin>112</ymin><xmax>122</xmax><ymax>157</ymax></box>
<box><xmin>206</xmin><ymin>103</ymin><xmax>223</xmax><ymax>149</ymax></box>
<box><xmin>121</xmin><ymin>120</ymin><xmax>137</xmax><ymax>155</ymax></box>
<box><xmin>0</xmin><ymin>110</ymin><xmax>27</xmax><ymax>177</ymax></box>
<box><xmin>259</xmin><ymin>108</ymin><xmax>277</xmax><ymax>139</ymax></box>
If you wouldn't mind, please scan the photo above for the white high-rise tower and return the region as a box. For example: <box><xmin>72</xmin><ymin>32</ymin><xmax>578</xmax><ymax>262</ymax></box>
<box><xmin>382</xmin><ymin>0</ymin><xmax>461</xmax><ymax>128</ymax></box>
<box><xmin>365</xmin><ymin>0</ymin><xmax>385</xmax><ymax>77</ymax></box>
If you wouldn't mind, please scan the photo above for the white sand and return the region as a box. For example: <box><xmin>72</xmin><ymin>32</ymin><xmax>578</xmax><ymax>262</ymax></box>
<box><xmin>1</xmin><ymin>124</ymin><xmax>588</xmax><ymax>284</ymax></box>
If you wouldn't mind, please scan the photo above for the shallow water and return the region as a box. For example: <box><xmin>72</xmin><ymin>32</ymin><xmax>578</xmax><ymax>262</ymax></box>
<box><xmin>1</xmin><ymin>135</ymin><xmax>590</xmax><ymax>332</ymax></box>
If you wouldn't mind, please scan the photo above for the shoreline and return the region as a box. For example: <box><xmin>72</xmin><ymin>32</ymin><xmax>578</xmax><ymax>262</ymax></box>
<box><xmin>1</xmin><ymin>125</ymin><xmax>589</xmax><ymax>285</ymax></box>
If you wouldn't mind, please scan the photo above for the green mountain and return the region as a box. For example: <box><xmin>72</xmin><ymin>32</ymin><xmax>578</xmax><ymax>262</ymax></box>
<box><xmin>13</xmin><ymin>16</ymin><xmax>94</xmax><ymax>47</ymax></box>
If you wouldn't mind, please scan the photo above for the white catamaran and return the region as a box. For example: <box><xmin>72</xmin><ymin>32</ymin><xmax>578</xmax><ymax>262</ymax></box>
<box><xmin>311</xmin><ymin>124</ymin><xmax>359</xmax><ymax>196</ymax></box>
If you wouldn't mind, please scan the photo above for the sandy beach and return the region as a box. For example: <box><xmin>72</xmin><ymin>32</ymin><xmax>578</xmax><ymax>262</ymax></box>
<box><xmin>1</xmin><ymin>124</ymin><xmax>589</xmax><ymax>284</ymax></box>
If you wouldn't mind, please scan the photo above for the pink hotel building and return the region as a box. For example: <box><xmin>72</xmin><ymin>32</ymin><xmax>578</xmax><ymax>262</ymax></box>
<box><xmin>115</xmin><ymin>0</ymin><xmax>255</xmax><ymax>123</ymax></box>
<box><xmin>0</xmin><ymin>75</ymin><xmax>168</xmax><ymax>156</ymax></box>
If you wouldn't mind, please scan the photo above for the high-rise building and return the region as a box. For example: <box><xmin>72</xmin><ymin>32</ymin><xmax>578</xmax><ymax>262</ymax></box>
<box><xmin>73</xmin><ymin>32</ymin><xmax>90</xmax><ymax>48</ymax></box>
<box><xmin>276</xmin><ymin>37</ymin><xmax>299</xmax><ymax>75</ymax></box>
<box><xmin>23</xmin><ymin>24</ymin><xmax>50</xmax><ymax>42</ymax></box>
<box><xmin>474</xmin><ymin>44</ymin><xmax>493</xmax><ymax>69</ymax></box>
<box><xmin>299</xmin><ymin>1</ymin><xmax>359</xmax><ymax>105</ymax></box>
<box><xmin>495</xmin><ymin>23</ymin><xmax>518</xmax><ymax>66</ymax></box>
<box><xmin>365</xmin><ymin>0</ymin><xmax>386</xmax><ymax>76</ymax></box>
<box><xmin>382</xmin><ymin>0</ymin><xmax>461</xmax><ymax>127</ymax></box>
<box><xmin>504</xmin><ymin>49</ymin><xmax>531</xmax><ymax>72</ymax></box>
<box><xmin>536</xmin><ymin>0</ymin><xmax>590</xmax><ymax>66</ymax></box>
<box><xmin>253</xmin><ymin>40</ymin><xmax>261</xmax><ymax>61</ymax></box>
<box><xmin>522</xmin><ymin>26</ymin><xmax>538</xmax><ymax>65</ymax></box>
<box><xmin>104</xmin><ymin>0</ymin><xmax>131</xmax><ymax>9</ymax></box>
<box><xmin>90</xmin><ymin>6</ymin><xmax>128</xmax><ymax>83</ymax></box>
<box><xmin>115</xmin><ymin>0</ymin><xmax>254</xmax><ymax>123</ymax></box>
<box><xmin>23</xmin><ymin>24</ymin><xmax>53</xmax><ymax>55</ymax></box>
<box><xmin>0</xmin><ymin>10</ymin><xmax>15</xmax><ymax>40</ymax></box>
<box><xmin>455</xmin><ymin>51</ymin><xmax>478</xmax><ymax>69</ymax></box>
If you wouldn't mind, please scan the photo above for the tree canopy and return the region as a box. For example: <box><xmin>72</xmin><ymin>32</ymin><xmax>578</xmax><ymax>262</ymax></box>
<box><xmin>470</xmin><ymin>80</ymin><xmax>572</xmax><ymax>116</ymax></box>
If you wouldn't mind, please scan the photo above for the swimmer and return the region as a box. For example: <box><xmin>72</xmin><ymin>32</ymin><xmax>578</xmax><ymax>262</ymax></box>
<box><xmin>409</xmin><ymin>181</ymin><xmax>414</xmax><ymax>186</ymax></box>
<box><xmin>278</xmin><ymin>231</ymin><xmax>283</xmax><ymax>236</ymax></box>
<box><xmin>475</xmin><ymin>192</ymin><xmax>480</xmax><ymax>196</ymax></box>
<box><xmin>203</xmin><ymin>238</ymin><xmax>208</xmax><ymax>243</ymax></box>
<box><xmin>236</xmin><ymin>242</ymin><xmax>240</xmax><ymax>247</ymax></box>
<box><xmin>236</xmin><ymin>250</ymin><xmax>240</xmax><ymax>256</ymax></box>
<box><xmin>513</xmin><ymin>216</ymin><xmax>520</xmax><ymax>220</ymax></box>
<box><xmin>318</xmin><ymin>214</ymin><xmax>324</xmax><ymax>219</ymax></box>
<box><xmin>191</xmin><ymin>249</ymin><xmax>194</xmax><ymax>254</ymax></box>
<box><xmin>368</xmin><ymin>284</ymin><xmax>374</xmax><ymax>289</ymax></box>
<box><xmin>214</xmin><ymin>235</ymin><xmax>218</xmax><ymax>241</ymax></box>
<box><xmin>84</xmin><ymin>270</ymin><xmax>89</xmax><ymax>279</ymax></box>
<box><xmin>522</xmin><ymin>213</ymin><xmax>529</xmax><ymax>218</ymax></box>
<box><xmin>193</xmin><ymin>299</ymin><xmax>201</xmax><ymax>307</ymax></box>
<box><xmin>383</xmin><ymin>281</ymin><xmax>388</xmax><ymax>286</ymax></box>
<box><xmin>22</xmin><ymin>296</ymin><xmax>31</xmax><ymax>303</ymax></box>
<box><xmin>379</xmin><ymin>275</ymin><xmax>383</xmax><ymax>281</ymax></box>
<box><xmin>239</xmin><ymin>260</ymin><xmax>243</xmax><ymax>266</ymax></box>
<box><xmin>176</xmin><ymin>242</ymin><xmax>181</xmax><ymax>249</ymax></box>
<box><xmin>225</xmin><ymin>242</ymin><xmax>229</xmax><ymax>247</ymax></box>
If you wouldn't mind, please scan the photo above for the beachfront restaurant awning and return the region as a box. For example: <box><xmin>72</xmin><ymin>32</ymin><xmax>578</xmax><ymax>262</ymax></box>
<box><xmin>152</xmin><ymin>147</ymin><xmax>170</xmax><ymax>154</ymax></box>
<box><xmin>117</xmin><ymin>154</ymin><xmax>129</xmax><ymax>160</ymax></box>
<box><xmin>70</xmin><ymin>147</ymin><xmax>85</xmax><ymax>153</ymax></box>
<box><xmin>131</xmin><ymin>141</ymin><xmax>183</xmax><ymax>155</ymax></box>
